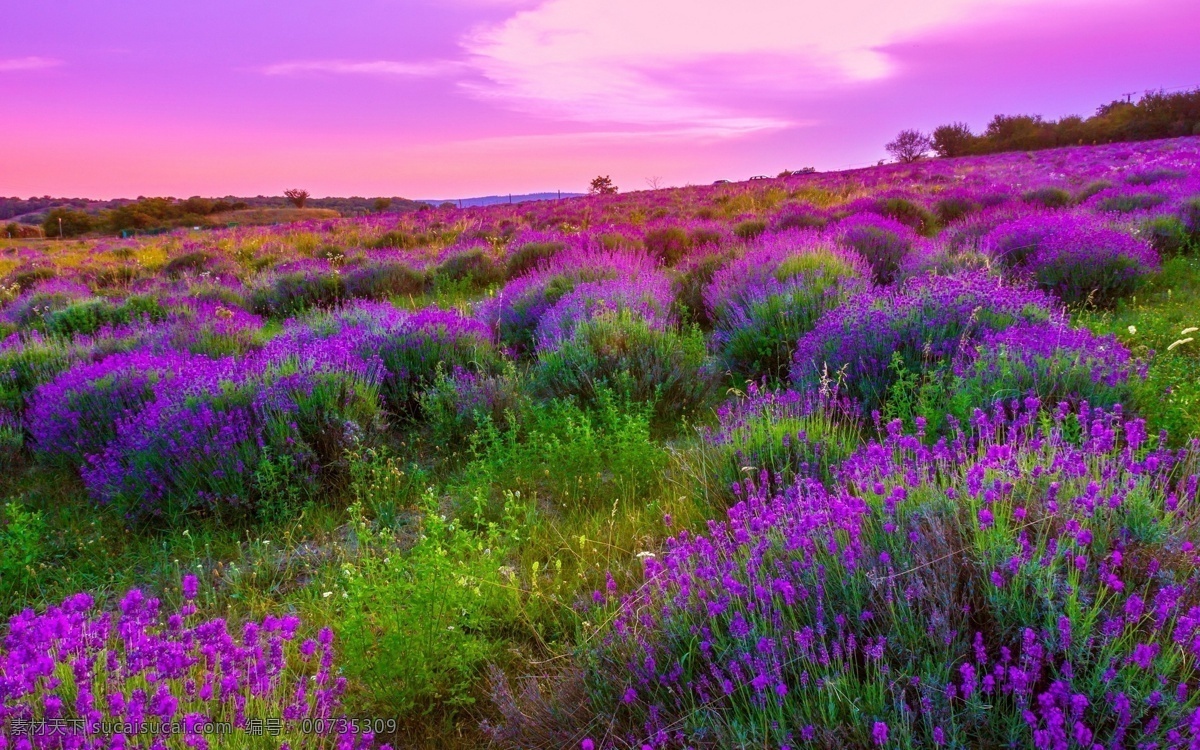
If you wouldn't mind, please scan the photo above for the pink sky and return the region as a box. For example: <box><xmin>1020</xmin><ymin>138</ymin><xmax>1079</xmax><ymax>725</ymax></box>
<box><xmin>2</xmin><ymin>0</ymin><xmax>1197</xmax><ymax>199</ymax></box>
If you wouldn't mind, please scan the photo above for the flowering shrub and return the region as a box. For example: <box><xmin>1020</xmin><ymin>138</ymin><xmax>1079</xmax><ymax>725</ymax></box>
<box><xmin>81</xmin><ymin>336</ymin><xmax>383</xmax><ymax>522</ymax></box>
<box><xmin>834</xmin><ymin>212</ymin><xmax>919</xmax><ymax>284</ymax></box>
<box><xmin>792</xmin><ymin>272</ymin><xmax>1059</xmax><ymax>412</ymax></box>
<box><xmin>434</xmin><ymin>245</ymin><xmax>504</xmax><ymax>290</ymax></box>
<box><xmin>0</xmin><ymin>580</ymin><xmax>387</xmax><ymax>749</ymax></box>
<box><xmin>982</xmin><ymin>213</ymin><xmax>1159</xmax><ymax>307</ymax></box>
<box><xmin>249</xmin><ymin>259</ymin><xmax>345</xmax><ymax>317</ymax></box>
<box><xmin>701</xmin><ymin>382</ymin><xmax>862</xmax><ymax>499</ymax></box>
<box><xmin>535</xmin><ymin>274</ymin><xmax>674</xmax><ymax>352</ymax></box>
<box><xmin>481</xmin><ymin>247</ymin><xmax>658</xmax><ymax>353</ymax></box>
<box><xmin>341</xmin><ymin>259</ymin><xmax>427</xmax><ymax>300</ymax></box>
<box><xmin>533</xmin><ymin>310</ymin><xmax>713</xmax><ymax>427</ymax></box>
<box><xmin>953</xmin><ymin>322</ymin><xmax>1140</xmax><ymax>414</ymax></box>
<box><xmin>583</xmin><ymin>403</ymin><xmax>1200</xmax><ymax>748</ymax></box>
<box><xmin>707</xmin><ymin>232</ymin><xmax>870</xmax><ymax>381</ymax></box>
<box><xmin>420</xmin><ymin>364</ymin><xmax>528</xmax><ymax>442</ymax></box>
<box><xmin>2</xmin><ymin>280</ymin><xmax>93</xmax><ymax>329</ymax></box>
<box><xmin>26</xmin><ymin>350</ymin><xmax>194</xmax><ymax>468</ymax></box>
<box><xmin>669</xmin><ymin>250</ymin><xmax>736</xmax><ymax>329</ymax></box>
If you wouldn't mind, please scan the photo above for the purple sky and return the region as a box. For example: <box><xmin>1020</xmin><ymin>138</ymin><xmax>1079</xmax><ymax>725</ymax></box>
<box><xmin>2</xmin><ymin>0</ymin><xmax>1197</xmax><ymax>199</ymax></box>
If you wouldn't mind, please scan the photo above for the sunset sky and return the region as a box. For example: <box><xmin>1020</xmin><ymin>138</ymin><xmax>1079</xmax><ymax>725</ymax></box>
<box><xmin>2</xmin><ymin>0</ymin><xmax>1197</xmax><ymax>199</ymax></box>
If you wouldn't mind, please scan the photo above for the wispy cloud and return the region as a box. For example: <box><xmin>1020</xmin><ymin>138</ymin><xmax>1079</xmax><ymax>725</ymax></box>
<box><xmin>461</xmin><ymin>0</ymin><xmax>1092</xmax><ymax>132</ymax></box>
<box><xmin>260</xmin><ymin>59</ymin><xmax>463</xmax><ymax>77</ymax></box>
<box><xmin>0</xmin><ymin>56</ymin><xmax>63</xmax><ymax>72</ymax></box>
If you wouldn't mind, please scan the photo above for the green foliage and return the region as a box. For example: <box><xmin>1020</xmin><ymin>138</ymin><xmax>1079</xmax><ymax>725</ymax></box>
<box><xmin>1023</xmin><ymin>187</ymin><xmax>1073</xmax><ymax>208</ymax></box>
<box><xmin>643</xmin><ymin>226</ymin><xmax>692</xmax><ymax>265</ymax></box>
<box><xmin>42</xmin><ymin>209</ymin><xmax>94</xmax><ymax>238</ymax></box>
<box><xmin>732</xmin><ymin>218</ymin><xmax>767</xmax><ymax>240</ymax></box>
<box><xmin>420</xmin><ymin>364</ymin><xmax>529</xmax><ymax>446</ymax></box>
<box><xmin>435</xmin><ymin>247</ymin><xmax>504</xmax><ymax>290</ymax></box>
<box><xmin>1141</xmin><ymin>215</ymin><xmax>1193</xmax><ymax>257</ymax></box>
<box><xmin>337</xmin><ymin>482</ymin><xmax>521</xmax><ymax>715</ymax></box>
<box><xmin>342</xmin><ymin>261</ymin><xmax>427</xmax><ymax>301</ymax></box>
<box><xmin>0</xmin><ymin>501</ymin><xmax>45</xmax><ymax>601</ymax></box>
<box><xmin>505</xmin><ymin>241</ymin><xmax>565</xmax><ymax>280</ymax></box>
<box><xmin>876</xmin><ymin>196</ymin><xmax>938</xmax><ymax>236</ymax></box>
<box><xmin>532</xmin><ymin>311</ymin><xmax>714</xmax><ymax>429</ymax></box>
<box><xmin>671</xmin><ymin>251</ymin><xmax>734</xmax><ymax>328</ymax></box>
<box><xmin>458</xmin><ymin>393</ymin><xmax>667</xmax><ymax>511</ymax></box>
<box><xmin>250</xmin><ymin>270</ymin><xmax>345</xmax><ymax>317</ymax></box>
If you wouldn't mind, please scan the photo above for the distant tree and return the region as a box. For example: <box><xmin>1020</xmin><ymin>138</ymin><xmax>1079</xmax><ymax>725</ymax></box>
<box><xmin>645</xmin><ymin>176</ymin><xmax>664</xmax><ymax>190</ymax></box>
<box><xmin>42</xmin><ymin>208</ymin><xmax>93</xmax><ymax>238</ymax></box>
<box><xmin>931</xmin><ymin>123</ymin><xmax>976</xmax><ymax>158</ymax></box>
<box><xmin>589</xmin><ymin>176</ymin><xmax>618</xmax><ymax>195</ymax></box>
<box><xmin>4</xmin><ymin>222</ymin><xmax>17</xmax><ymax>238</ymax></box>
<box><xmin>885</xmin><ymin>130</ymin><xmax>932</xmax><ymax>163</ymax></box>
<box><xmin>373</xmin><ymin>197</ymin><xmax>393</xmax><ymax>213</ymax></box>
<box><xmin>439</xmin><ymin>201</ymin><xmax>456</xmax><ymax>210</ymax></box>
<box><xmin>284</xmin><ymin>189</ymin><xmax>310</xmax><ymax>209</ymax></box>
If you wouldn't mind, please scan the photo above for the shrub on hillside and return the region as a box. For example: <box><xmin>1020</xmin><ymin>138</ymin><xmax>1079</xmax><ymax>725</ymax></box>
<box><xmin>982</xmin><ymin>212</ymin><xmax>1159</xmax><ymax>307</ymax></box>
<box><xmin>834</xmin><ymin>212</ymin><xmax>919</xmax><ymax>284</ymax></box>
<box><xmin>249</xmin><ymin>260</ymin><xmax>345</xmax><ymax>317</ymax></box>
<box><xmin>792</xmin><ymin>272</ymin><xmax>1058</xmax><ymax>412</ymax></box>
<box><xmin>435</xmin><ymin>245</ymin><xmax>504</xmax><ymax>290</ymax></box>
<box><xmin>670</xmin><ymin>250</ymin><xmax>737</xmax><ymax>329</ymax></box>
<box><xmin>342</xmin><ymin>259</ymin><xmax>427</xmax><ymax>300</ymax></box>
<box><xmin>535</xmin><ymin>275</ymin><xmax>674</xmax><ymax>352</ymax></box>
<box><xmin>642</xmin><ymin>226</ymin><xmax>692</xmax><ymax>265</ymax></box>
<box><xmin>707</xmin><ymin>231</ymin><xmax>870</xmax><ymax>382</ymax></box>
<box><xmin>481</xmin><ymin>247</ymin><xmax>657</xmax><ymax>353</ymax></box>
<box><xmin>532</xmin><ymin>310</ymin><xmax>714</xmax><ymax>428</ymax></box>
<box><xmin>578</xmin><ymin>404</ymin><xmax>1200</xmax><ymax>748</ymax></box>
<box><xmin>702</xmin><ymin>383</ymin><xmax>862</xmax><ymax>499</ymax></box>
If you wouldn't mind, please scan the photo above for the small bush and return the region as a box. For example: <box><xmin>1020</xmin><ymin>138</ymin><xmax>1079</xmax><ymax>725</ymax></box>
<box><xmin>642</xmin><ymin>226</ymin><xmax>692</xmax><ymax>266</ymax></box>
<box><xmin>1140</xmin><ymin>215</ymin><xmax>1192</xmax><ymax>257</ymax></box>
<box><xmin>505</xmin><ymin>240</ymin><xmax>566</xmax><ymax>279</ymax></box>
<box><xmin>933</xmin><ymin>195</ymin><xmax>980</xmax><ymax>225</ymax></box>
<box><xmin>670</xmin><ymin>251</ymin><xmax>735</xmax><ymax>328</ymax></box>
<box><xmin>874</xmin><ymin>196</ymin><xmax>938</xmax><ymax>236</ymax></box>
<box><xmin>249</xmin><ymin>261</ymin><xmax>345</xmax><ymax>317</ymax></box>
<box><xmin>732</xmin><ymin>218</ymin><xmax>768</xmax><ymax>240</ymax></box>
<box><xmin>702</xmin><ymin>383</ymin><xmax>862</xmax><ymax>499</ymax></box>
<box><xmin>792</xmin><ymin>272</ymin><xmax>1058</xmax><ymax>412</ymax></box>
<box><xmin>342</xmin><ymin>260</ymin><xmax>427</xmax><ymax>300</ymax></box>
<box><xmin>1022</xmin><ymin>186</ymin><xmax>1072</xmax><ymax>208</ymax></box>
<box><xmin>983</xmin><ymin>212</ymin><xmax>1159</xmax><ymax>307</ymax></box>
<box><xmin>420</xmin><ymin>364</ymin><xmax>528</xmax><ymax>444</ymax></box>
<box><xmin>435</xmin><ymin>246</ymin><xmax>504</xmax><ymax>290</ymax></box>
<box><xmin>532</xmin><ymin>310</ymin><xmax>714</xmax><ymax>428</ymax></box>
<box><xmin>835</xmin><ymin>213</ymin><xmax>918</xmax><ymax>284</ymax></box>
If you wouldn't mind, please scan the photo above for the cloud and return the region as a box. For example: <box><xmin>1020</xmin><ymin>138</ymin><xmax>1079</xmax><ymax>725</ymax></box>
<box><xmin>0</xmin><ymin>56</ymin><xmax>63</xmax><ymax>72</ymax></box>
<box><xmin>260</xmin><ymin>59</ymin><xmax>463</xmax><ymax>77</ymax></box>
<box><xmin>461</xmin><ymin>0</ymin><xmax>1107</xmax><ymax>132</ymax></box>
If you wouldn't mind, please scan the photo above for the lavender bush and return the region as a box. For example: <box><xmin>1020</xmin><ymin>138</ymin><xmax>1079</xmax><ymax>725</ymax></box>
<box><xmin>0</xmin><ymin>579</ymin><xmax>387</xmax><ymax>749</ymax></box>
<box><xmin>581</xmin><ymin>403</ymin><xmax>1200</xmax><ymax>748</ymax></box>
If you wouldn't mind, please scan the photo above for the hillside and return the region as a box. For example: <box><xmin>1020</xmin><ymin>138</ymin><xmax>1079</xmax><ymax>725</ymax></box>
<box><xmin>1</xmin><ymin>136</ymin><xmax>1199</xmax><ymax>749</ymax></box>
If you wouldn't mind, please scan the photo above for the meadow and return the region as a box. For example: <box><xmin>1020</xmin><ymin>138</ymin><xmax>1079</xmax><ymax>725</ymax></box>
<box><xmin>1</xmin><ymin>136</ymin><xmax>1199</xmax><ymax>749</ymax></box>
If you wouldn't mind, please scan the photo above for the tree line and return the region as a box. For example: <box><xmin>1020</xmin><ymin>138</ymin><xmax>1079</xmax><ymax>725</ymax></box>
<box><xmin>887</xmin><ymin>87</ymin><xmax>1200</xmax><ymax>163</ymax></box>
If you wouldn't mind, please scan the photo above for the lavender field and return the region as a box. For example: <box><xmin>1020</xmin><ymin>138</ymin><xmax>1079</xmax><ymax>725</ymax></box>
<box><xmin>2</xmin><ymin>137</ymin><xmax>1200</xmax><ymax>748</ymax></box>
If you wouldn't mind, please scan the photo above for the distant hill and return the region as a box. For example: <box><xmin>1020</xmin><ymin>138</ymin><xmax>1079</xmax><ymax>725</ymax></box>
<box><xmin>420</xmin><ymin>192</ymin><xmax>584</xmax><ymax>208</ymax></box>
<box><xmin>0</xmin><ymin>195</ymin><xmax>429</xmax><ymax>224</ymax></box>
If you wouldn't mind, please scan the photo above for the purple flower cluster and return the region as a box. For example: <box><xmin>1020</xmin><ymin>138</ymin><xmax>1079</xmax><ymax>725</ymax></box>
<box><xmin>480</xmin><ymin>244</ymin><xmax>659</xmax><ymax>352</ymax></box>
<box><xmin>0</xmin><ymin>580</ymin><xmax>387</xmax><ymax>749</ymax></box>
<box><xmin>535</xmin><ymin>273</ymin><xmax>675</xmax><ymax>352</ymax></box>
<box><xmin>589</xmin><ymin>402</ymin><xmax>1200</xmax><ymax>748</ymax></box>
<box><xmin>792</xmin><ymin>271</ymin><xmax>1060</xmax><ymax>410</ymax></box>
<box><xmin>982</xmin><ymin>212</ymin><xmax>1159</xmax><ymax>306</ymax></box>
<box><xmin>954</xmin><ymin>321</ymin><xmax>1142</xmax><ymax>411</ymax></box>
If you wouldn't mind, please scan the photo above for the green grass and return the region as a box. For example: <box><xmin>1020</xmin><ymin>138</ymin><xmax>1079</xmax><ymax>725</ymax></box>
<box><xmin>1077</xmin><ymin>255</ymin><xmax>1200</xmax><ymax>444</ymax></box>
